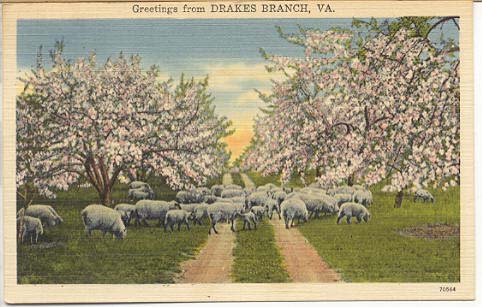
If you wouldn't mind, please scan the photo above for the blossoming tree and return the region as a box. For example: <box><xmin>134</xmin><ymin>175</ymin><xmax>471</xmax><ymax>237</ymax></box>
<box><xmin>245</xmin><ymin>19</ymin><xmax>459</xmax><ymax>207</ymax></box>
<box><xmin>17</xmin><ymin>43</ymin><xmax>232</xmax><ymax>205</ymax></box>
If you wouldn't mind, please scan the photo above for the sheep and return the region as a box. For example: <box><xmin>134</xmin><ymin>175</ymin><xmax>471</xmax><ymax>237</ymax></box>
<box><xmin>257</xmin><ymin>183</ymin><xmax>278</xmax><ymax>191</ymax></box>
<box><xmin>352</xmin><ymin>184</ymin><xmax>365</xmax><ymax>191</ymax></box>
<box><xmin>129</xmin><ymin>181</ymin><xmax>148</xmax><ymax>189</ymax></box>
<box><xmin>328</xmin><ymin>185</ymin><xmax>355</xmax><ymax>196</ymax></box>
<box><xmin>353</xmin><ymin>189</ymin><xmax>373</xmax><ymax>207</ymax></box>
<box><xmin>164</xmin><ymin>209</ymin><xmax>192</xmax><ymax>232</ymax></box>
<box><xmin>17</xmin><ymin>216</ymin><xmax>43</xmax><ymax>244</ymax></box>
<box><xmin>81</xmin><ymin>204</ymin><xmax>127</xmax><ymax>239</ymax></box>
<box><xmin>135</xmin><ymin>200</ymin><xmax>180</xmax><ymax>226</ymax></box>
<box><xmin>251</xmin><ymin>206</ymin><xmax>266</xmax><ymax>220</ymax></box>
<box><xmin>203</xmin><ymin>194</ymin><xmax>218</xmax><ymax>204</ymax></box>
<box><xmin>179</xmin><ymin>203</ymin><xmax>204</xmax><ymax>213</ymax></box>
<box><xmin>176</xmin><ymin>190</ymin><xmax>203</xmax><ymax>204</ymax></box>
<box><xmin>207</xmin><ymin>201</ymin><xmax>244</xmax><ymax>234</ymax></box>
<box><xmin>211</xmin><ymin>184</ymin><xmax>224</xmax><ymax>197</ymax></box>
<box><xmin>24</xmin><ymin>205</ymin><xmax>63</xmax><ymax>227</ymax></box>
<box><xmin>221</xmin><ymin>188</ymin><xmax>245</xmax><ymax>199</ymax></box>
<box><xmin>265</xmin><ymin>197</ymin><xmax>281</xmax><ymax>220</ymax></box>
<box><xmin>308</xmin><ymin>182</ymin><xmax>322</xmax><ymax>189</ymax></box>
<box><xmin>192</xmin><ymin>204</ymin><xmax>209</xmax><ymax>225</ymax></box>
<box><xmin>296</xmin><ymin>194</ymin><xmax>338</xmax><ymax>218</ymax></box>
<box><xmin>196</xmin><ymin>187</ymin><xmax>211</xmax><ymax>196</ymax></box>
<box><xmin>334</xmin><ymin>193</ymin><xmax>353</xmax><ymax>207</ymax></box>
<box><xmin>239</xmin><ymin>212</ymin><xmax>258</xmax><ymax>231</ymax></box>
<box><xmin>230</xmin><ymin>196</ymin><xmax>246</xmax><ymax>206</ymax></box>
<box><xmin>225</xmin><ymin>184</ymin><xmax>243</xmax><ymax>190</ymax></box>
<box><xmin>245</xmin><ymin>191</ymin><xmax>269</xmax><ymax>209</ymax></box>
<box><xmin>271</xmin><ymin>190</ymin><xmax>287</xmax><ymax>205</ymax></box>
<box><xmin>128</xmin><ymin>188</ymin><xmax>152</xmax><ymax>201</ymax></box>
<box><xmin>114</xmin><ymin>203</ymin><xmax>137</xmax><ymax>226</ymax></box>
<box><xmin>280</xmin><ymin>198</ymin><xmax>309</xmax><ymax>229</ymax></box>
<box><xmin>337</xmin><ymin>202</ymin><xmax>371</xmax><ymax>224</ymax></box>
<box><xmin>414</xmin><ymin>189</ymin><xmax>435</xmax><ymax>203</ymax></box>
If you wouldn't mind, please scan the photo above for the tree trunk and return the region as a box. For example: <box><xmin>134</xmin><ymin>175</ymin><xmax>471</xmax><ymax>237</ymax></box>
<box><xmin>347</xmin><ymin>174</ymin><xmax>355</xmax><ymax>186</ymax></box>
<box><xmin>394</xmin><ymin>190</ymin><xmax>404</xmax><ymax>208</ymax></box>
<box><xmin>100</xmin><ymin>189</ymin><xmax>112</xmax><ymax>206</ymax></box>
<box><xmin>315</xmin><ymin>166</ymin><xmax>320</xmax><ymax>178</ymax></box>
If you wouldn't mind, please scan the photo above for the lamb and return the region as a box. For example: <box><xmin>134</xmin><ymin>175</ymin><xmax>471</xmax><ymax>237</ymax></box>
<box><xmin>192</xmin><ymin>204</ymin><xmax>209</xmax><ymax>225</ymax></box>
<box><xmin>280</xmin><ymin>198</ymin><xmax>309</xmax><ymax>229</ymax></box>
<box><xmin>211</xmin><ymin>184</ymin><xmax>224</xmax><ymax>197</ymax></box>
<box><xmin>81</xmin><ymin>204</ymin><xmax>127</xmax><ymax>239</ymax></box>
<box><xmin>164</xmin><ymin>209</ymin><xmax>192</xmax><ymax>232</ymax></box>
<box><xmin>135</xmin><ymin>200</ymin><xmax>180</xmax><ymax>226</ymax></box>
<box><xmin>265</xmin><ymin>197</ymin><xmax>281</xmax><ymax>220</ymax></box>
<box><xmin>221</xmin><ymin>188</ymin><xmax>245</xmax><ymax>199</ymax></box>
<box><xmin>207</xmin><ymin>201</ymin><xmax>244</xmax><ymax>234</ymax></box>
<box><xmin>334</xmin><ymin>193</ymin><xmax>353</xmax><ymax>207</ymax></box>
<box><xmin>251</xmin><ymin>206</ymin><xmax>266</xmax><ymax>220</ymax></box>
<box><xmin>353</xmin><ymin>190</ymin><xmax>373</xmax><ymax>207</ymax></box>
<box><xmin>129</xmin><ymin>181</ymin><xmax>148</xmax><ymax>189</ymax></box>
<box><xmin>245</xmin><ymin>191</ymin><xmax>268</xmax><ymax>209</ymax></box>
<box><xmin>114</xmin><ymin>203</ymin><xmax>137</xmax><ymax>226</ymax></box>
<box><xmin>17</xmin><ymin>216</ymin><xmax>43</xmax><ymax>244</ymax></box>
<box><xmin>337</xmin><ymin>202</ymin><xmax>371</xmax><ymax>224</ymax></box>
<box><xmin>239</xmin><ymin>211</ymin><xmax>258</xmax><ymax>231</ymax></box>
<box><xmin>414</xmin><ymin>189</ymin><xmax>435</xmax><ymax>203</ymax></box>
<box><xmin>24</xmin><ymin>204</ymin><xmax>63</xmax><ymax>227</ymax></box>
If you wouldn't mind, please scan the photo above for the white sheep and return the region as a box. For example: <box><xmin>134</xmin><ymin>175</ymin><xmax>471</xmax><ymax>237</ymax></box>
<box><xmin>81</xmin><ymin>204</ymin><xmax>127</xmax><ymax>239</ymax></box>
<box><xmin>192</xmin><ymin>204</ymin><xmax>209</xmax><ymax>225</ymax></box>
<box><xmin>296</xmin><ymin>194</ymin><xmax>337</xmax><ymax>218</ymax></box>
<box><xmin>203</xmin><ymin>194</ymin><xmax>218</xmax><ymax>204</ymax></box>
<box><xmin>414</xmin><ymin>189</ymin><xmax>435</xmax><ymax>203</ymax></box>
<box><xmin>225</xmin><ymin>184</ymin><xmax>243</xmax><ymax>190</ymax></box>
<box><xmin>334</xmin><ymin>193</ymin><xmax>353</xmax><ymax>207</ymax></box>
<box><xmin>337</xmin><ymin>202</ymin><xmax>371</xmax><ymax>224</ymax></box>
<box><xmin>134</xmin><ymin>200</ymin><xmax>180</xmax><ymax>226</ymax></box>
<box><xmin>221</xmin><ymin>188</ymin><xmax>245</xmax><ymax>199</ymax></box>
<box><xmin>280</xmin><ymin>198</ymin><xmax>309</xmax><ymax>229</ymax></box>
<box><xmin>128</xmin><ymin>188</ymin><xmax>152</xmax><ymax>201</ymax></box>
<box><xmin>24</xmin><ymin>204</ymin><xmax>63</xmax><ymax>227</ymax></box>
<box><xmin>196</xmin><ymin>187</ymin><xmax>211</xmax><ymax>196</ymax></box>
<box><xmin>207</xmin><ymin>201</ymin><xmax>244</xmax><ymax>234</ymax></box>
<box><xmin>179</xmin><ymin>203</ymin><xmax>201</xmax><ymax>213</ymax></box>
<box><xmin>176</xmin><ymin>190</ymin><xmax>204</xmax><ymax>204</ymax></box>
<box><xmin>211</xmin><ymin>184</ymin><xmax>224</xmax><ymax>197</ymax></box>
<box><xmin>265</xmin><ymin>197</ymin><xmax>281</xmax><ymax>220</ymax></box>
<box><xmin>164</xmin><ymin>209</ymin><xmax>192</xmax><ymax>232</ymax></box>
<box><xmin>129</xmin><ymin>181</ymin><xmax>148</xmax><ymax>189</ymax></box>
<box><xmin>17</xmin><ymin>216</ymin><xmax>43</xmax><ymax>244</ymax></box>
<box><xmin>353</xmin><ymin>189</ymin><xmax>373</xmax><ymax>207</ymax></box>
<box><xmin>114</xmin><ymin>203</ymin><xmax>137</xmax><ymax>226</ymax></box>
<box><xmin>239</xmin><ymin>212</ymin><xmax>258</xmax><ymax>231</ymax></box>
<box><xmin>246</xmin><ymin>191</ymin><xmax>268</xmax><ymax>209</ymax></box>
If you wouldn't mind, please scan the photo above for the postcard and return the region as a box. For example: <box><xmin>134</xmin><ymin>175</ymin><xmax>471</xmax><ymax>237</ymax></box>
<box><xmin>2</xmin><ymin>0</ymin><xmax>474</xmax><ymax>303</ymax></box>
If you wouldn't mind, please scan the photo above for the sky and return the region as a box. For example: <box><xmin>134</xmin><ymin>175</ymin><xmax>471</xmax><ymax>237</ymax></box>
<box><xmin>17</xmin><ymin>18</ymin><xmax>458</xmax><ymax>160</ymax></box>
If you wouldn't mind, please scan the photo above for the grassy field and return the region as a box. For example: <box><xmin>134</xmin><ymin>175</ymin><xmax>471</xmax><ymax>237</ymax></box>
<box><xmin>17</xmin><ymin>177</ymin><xmax>220</xmax><ymax>284</ymax></box>
<box><xmin>246</xmin><ymin>172</ymin><xmax>460</xmax><ymax>282</ymax></box>
<box><xmin>230</xmin><ymin>172</ymin><xmax>244</xmax><ymax>187</ymax></box>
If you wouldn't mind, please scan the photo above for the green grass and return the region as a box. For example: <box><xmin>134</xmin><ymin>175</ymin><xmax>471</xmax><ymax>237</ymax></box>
<box><xmin>17</xmin><ymin>176</ymin><xmax>221</xmax><ymax>284</ymax></box>
<box><xmin>247</xmin><ymin>172</ymin><xmax>460</xmax><ymax>282</ymax></box>
<box><xmin>232</xmin><ymin>219</ymin><xmax>290</xmax><ymax>283</ymax></box>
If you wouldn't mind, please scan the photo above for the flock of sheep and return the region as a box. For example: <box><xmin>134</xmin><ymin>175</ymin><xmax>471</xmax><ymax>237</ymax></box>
<box><xmin>16</xmin><ymin>179</ymin><xmax>436</xmax><ymax>244</ymax></box>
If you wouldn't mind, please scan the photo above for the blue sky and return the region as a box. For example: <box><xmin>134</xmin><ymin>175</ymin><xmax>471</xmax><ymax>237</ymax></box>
<box><xmin>17</xmin><ymin>18</ymin><xmax>459</xmax><ymax>158</ymax></box>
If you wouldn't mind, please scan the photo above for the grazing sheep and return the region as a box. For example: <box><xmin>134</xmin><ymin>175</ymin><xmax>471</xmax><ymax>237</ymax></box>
<box><xmin>207</xmin><ymin>201</ymin><xmax>244</xmax><ymax>234</ymax></box>
<box><xmin>251</xmin><ymin>206</ymin><xmax>266</xmax><ymax>220</ymax></box>
<box><xmin>221</xmin><ymin>188</ymin><xmax>245</xmax><ymax>199</ymax></box>
<box><xmin>203</xmin><ymin>194</ymin><xmax>218</xmax><ymax>204</ymax></box>
<box><xmin>24</xmin><ymin>205</ymin><xmax>63</xmax><ymax>227</ymax></box>
<box><xmin>353</xmin><ymin>190</ymin><xmax>373</xmax><ymax>207</ymax></box>
<box><xmin>280</xmin><ymin>198</ymin><xmax>309</xmax><ymax>229</ymax></box>
<box><xmin>296</xmin><ymin>194</ymin><xmax>337</xmax><ymax>218</ymax></box>
<box><xmin>196</xmin><ymin>187</ymin><xmax>211</xmax><ymax>196</ymax></box>
<box><xmin>179</xmin><ymin>203</ymin><xmax>201</xmax><ymax>213</ymax></box>
<box><xmin>265</xmin><ymin>197</ymin><xmax>281</xmax><ymax>220</ymax></box>
<box><xmin>135</xmin><ymin>200</ymin><xmax>180</xmax><ymax>226</ymax></box>
<box><xmin>246</xmin><ymin>191</ymin><xmax>268</xmax><ymax>209</ymax></box>
<box><xmin>128</xmin><ymin>187</ymin><xmax>153</xmax><ymax>201</ymax></box>
<box><xmin>192</xmin><ymin>204</ymin><xmax>209</xmax><ymax>225</ymax></box>
<box><xmin>211</xmin><ymin>184</ymin><xmax>224</xmax><ymax>197</ymax></box>
<box><xmin>176</xmin><ymin>190</ymin><xmax>204</xmax><ymax>204</ymax></box>
<box><xmin>414</xmin><ymin>189</ymin><xmax>435</xmax><ymax>203</ymax></box>
<box><xmin>239</xmin><ymin>212</ymin><xmax>258</xmax><ymax>230</ymax></box>
<box><xmin>164</xmin><ymin>209</ymin><xmax>192</xmax><ymax>232</ymax></box>
<box><xmin>114</xmin><ymin>203</ymin><xmax>137</xmax><ymax>226</ymax></box>
<box><xmin>334</xmin><ymin>193</ymin><xmax>353</xmax><ymax>207</ymax></box>
<box><xmin>272</xmin><ymin>190</ymin><xmax>287</xmax><ymax>206</ymax></box>
<box><xmin>225</xmin><ymin>184</ymin><xmax>243</xmax><ymax>190</ymax></box>
<box><xmin>337</xmin><ymin>202</ymin><xmax>371</xmax><ymax>224</ymax></box>
<box><xmin>328</xmin><ymin>185</ymin><xmax>355</xmax><ymax>196</ymax></box>
<box><xmin>129</xmin><ymin>181</ymin><xmax>148</xmax><ymax>189</ymax></box>
<box><xmin>17</xmin><ymin>216</ymin><xmax>43</xmax><ymax>244</ymax></box>
<box><xmin>81</xmin><ymin>204</ymin><xmax>127</xmax><ymax>239</ymax></box>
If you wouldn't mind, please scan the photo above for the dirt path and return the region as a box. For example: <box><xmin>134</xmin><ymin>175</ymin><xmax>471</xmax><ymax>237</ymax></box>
<box><xmin>240</xmin><ymin>173</ymin><xmax>256</xmax><ymax>189</ymax></box>
<box><xmin>176</xmin><ymin>223</ymin><xmax>235</xmax><ymax>283</ymax></box>
<box><xmin>222</xmin><ymin>173</ymin><xmax>233</xmax><ymax>185</ymax></box>
<box><xmin>270</xmin><ymin>218</ymin><xmax>342</xmax><ymax>282</ymax></box>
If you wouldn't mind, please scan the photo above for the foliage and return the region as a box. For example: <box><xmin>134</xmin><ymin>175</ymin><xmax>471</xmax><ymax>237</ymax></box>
<box><xmin>17</xmin><ymin>43</ymin><xmax>233</xmax><ymax>205</ymax></box>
